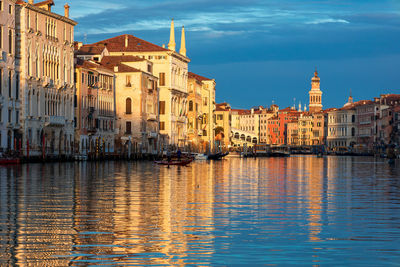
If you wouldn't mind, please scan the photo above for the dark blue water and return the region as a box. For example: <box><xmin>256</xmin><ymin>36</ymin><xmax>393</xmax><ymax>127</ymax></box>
<box><xmin>1</xmin><ymin>156</ymin><xmax>400</xmax><ymax>266</ymax></box>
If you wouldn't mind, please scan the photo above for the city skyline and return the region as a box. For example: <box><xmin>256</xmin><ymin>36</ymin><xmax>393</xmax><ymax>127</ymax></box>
<box><xmin>55</xmin><ymin>0</ymin><xmax>400</xmax><ymax>109</ymax></box>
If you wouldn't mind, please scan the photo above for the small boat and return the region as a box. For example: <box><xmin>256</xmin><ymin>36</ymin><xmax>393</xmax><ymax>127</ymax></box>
<box><xmin>194</xmin><ymin>153</ymin><xmax>208</xmax><ymax>160</ymax></box>
<box><xmin>155</xmin><ymin>158</ymin><xmax>193</xmax><ymax>166</ymax></box>
<box><xmin>207</xmin><ymin>151</ymin><xmax>229</xmax><ymax>160</ymax></box>
<box><xmin>0</xmin><ymin>158</ymin><xmax>21</xmax><ymax>165</ymax></box>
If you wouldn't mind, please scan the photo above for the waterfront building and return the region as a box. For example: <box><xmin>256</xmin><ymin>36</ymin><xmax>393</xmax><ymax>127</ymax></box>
<box><xmin>100</xmin><ymin>55</ymin><xmax>159</xmax><ymax>156</ymax></box>
<box><xmin>308</xmin><ymin>69</ymin><xmax>323</xmax><ymax>113</ymax></box>
<box><xmin>74</xmin><ymin>59</ymin><xmax>116</xmax><ymax>156</ymax></box>
<box><xmin>0</xmin><ymin>0</ymin><xmax>18</xmax><ymax>152</ymax></box>
<box><xmin>259</xmin><ymin>105</ymin><xmax>278</xmax><ymax>144</ymax></box>
<box><xmin>392</xmin><ymin>106</ymin><xmax>400</xmax><ymax>146</ymax></box>
<box><xmin>187</xmin><ymin>73</ymin><xmax>203</xmax><ymax>151</ymax></box>
<box><xmin>298</xmin><ymin>113</ymin><xmax>313</xmax><ymax>146</ymax></box>
<box><xmin>16</xmin><ymin>0</ymin><xmax>77</xmax><ymax>157</ymax></box>
<box><xmin>187</xmin><ymin>72</ymin><xmax>216</xmax><ymax>151</ymax></box>
<box><xmin>215</xmin><ymin>102</ymin><xmax>231</xmax><ymax>149</ymax></box>
<box><xmin>84</xmin><ymin>20</ymin><xmax>190</xmax><ymax>148</ymax></box>
<box><xmin>286</xmin><ymin>120</ymin><xmax>299</xmax><ymax>145</ymax></box>
<box><xmin>267</xmin><ymin>107</ymin><xmax>300</xmax><ymax>146</ymax></box>
<box><xmin>326</xmin><ymin>103</ymin><xmax>359</xmax><ymax>149</ymax></box>
<box><xmin>311</xmin><ymin>112</ymin><xmax>326</xmax><ymax>145</ymax></box>
<box><xmin>374</xmin><ymin>94</ymin><xmax>400</xmax><ymax>146</ymax></box>
<box><xmin>354</xmin><ymin>98</ymin><xmax>375</xmax><ymax>151</ymax></box>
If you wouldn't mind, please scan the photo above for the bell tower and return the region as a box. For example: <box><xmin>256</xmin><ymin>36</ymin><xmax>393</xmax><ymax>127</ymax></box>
<box><xmin>309</xmin><ymin>69</ymin><xmax>323</xmax><ymax>113</ymax></box>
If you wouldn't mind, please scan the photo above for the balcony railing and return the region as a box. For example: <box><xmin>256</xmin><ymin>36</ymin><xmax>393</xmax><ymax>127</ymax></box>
<box><xmin>45</xmin><ymin>116</ymin><xmax>65</xmax><ymax>127</ymax></box>
<box><xmin>147</xmin><ymin>114</ymin><xmax>157</xmax><ymax>121</ymax></box>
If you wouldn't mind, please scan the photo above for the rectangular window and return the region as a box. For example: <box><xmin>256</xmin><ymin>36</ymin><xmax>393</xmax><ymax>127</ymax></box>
<box><xmin>0</xmin><ymin>26</ymin><xmax>2</xmax><ymax>49</ymax></box>
<box><xmin>126</xmin><ymin>121</ymin><xmax>131</xmax><ymax>134</ymax></box>
<box><xmin>0</xmin><ymin>68</ymin><xmax>2</xmax><ymax>95</ymax></box>
<box><xmin>159</xmin><ymin>101</ymin><xmax>165</xmax><ymax>115</ymax></box>
<box><xmin>8</xmin><ymin>3</ymin><xmax>11</xmax><ymax>14</ymax></box>
<box><xmin>15</xmin><ymin>111</ymin><xmax>19</xmax><ymax>124</ymax></box>
<box><xmin>8</xmin><ymin>109</ymin><xmax>11</xmax><ymax>123</ymax></box>
<box><xmin>74</xmin><ymin>95</ymin><xmax>77</xmax><ymax>107</ymax></box>
<box><xmin>217</xmin><ymin>114</ymin><xmax>223</xmax><ymax>120</ymax></box>
<box><xmin>0</xmin><ymin>1</ymin><xmax>2</xmax><ymax>11</ymax></box>
<box><xmin>8</xmin><ymin>29</ymin><xmax>12</xmax><ymax>54</ymax></box>
<box><xmin>8</xmin><ymin>71</ymin><xmax>12</xmax><ymax>99</ymax></box>
<box><xmin>159</xmin><ymin>121</ymin><xmax>165</xmax><ymax>130</ymax></box>
<box><xmin>203</xmin><ymin>130</ymin><xmax>207</xmax><ymax>136</ymax></box>
<box><xmin>159</xmin><ymin>73</ymin><xmax>165</xmax><ymax>86</ymax></box>
<box><xmin>0</xmin><ymin>107</ymin><xmax>2</xmax><ymax>122</ymax></box>
<box><xmin>15</xmin><ymin>74</ymin><xmax>19</xmax><ymax>99</ymax></box>
<box><xmin>126</xmin><ymin>75</ymin><xmax>131</xmax><ymax>87</ymax></box>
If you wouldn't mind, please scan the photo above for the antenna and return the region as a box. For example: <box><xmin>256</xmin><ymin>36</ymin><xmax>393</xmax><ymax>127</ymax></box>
<box><xmin>84</xmin><ymin>33</ymin><xmax>87</xmax><ymax>44</ymax></box>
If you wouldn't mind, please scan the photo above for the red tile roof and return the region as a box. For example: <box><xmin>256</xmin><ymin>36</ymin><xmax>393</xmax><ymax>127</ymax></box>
<box><xmin>100</xmin><ymin>56</ymin><xmax>143</xmax><ymax>73</ymax></box>
<box><xmin>188</xmin><ymin>72</ymin><xmax>212</xmax><ymax>82</ymax></box>
<box><xmin>75</xmin><ymin>44</ymin><xmax>107</xmax><ymax>55</ymax></box>
<box><xmin>75</xmin><ymin>58</ymin><xmax>111</xmax><ymax>72</ymax></box>
<box><xmin>33</xmin><ymin>0</ymin><xmax>54</xmax><ymax>7</ymax></box>
<box><xmin>91</xmin><ymin>34</ymin><xmax>169</xmax><ymax>53</ymax></box>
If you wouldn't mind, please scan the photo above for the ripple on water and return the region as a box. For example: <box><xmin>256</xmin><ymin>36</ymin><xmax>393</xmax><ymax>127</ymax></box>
<box><xmin>0</xmin><ymin>157</ymin><xmax>400</xmax><ymax>265</ymax></box>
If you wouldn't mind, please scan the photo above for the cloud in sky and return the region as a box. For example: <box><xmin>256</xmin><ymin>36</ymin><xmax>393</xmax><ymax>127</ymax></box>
<box><xmin>306</xmin><ymin>18</ymin><xmax>350</xmax><ymax>24</ymax></box>
<box><xmin>53</xmin><ymin>0</ymin><xmax>400</xmax><ymax>108</ymax></box>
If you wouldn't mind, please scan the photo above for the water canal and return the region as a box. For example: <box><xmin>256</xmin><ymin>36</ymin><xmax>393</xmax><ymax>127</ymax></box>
<box><xmin>1</xmin><ymin>156</ymin><xmax>400</xmax><ymax>266</ymax></box>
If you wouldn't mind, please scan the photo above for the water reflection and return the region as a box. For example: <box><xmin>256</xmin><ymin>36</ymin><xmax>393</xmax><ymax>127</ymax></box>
<box><xmin>1</xmin><ymin>157</ymin><xmax>400</xmax><ymax>265</ymax></box>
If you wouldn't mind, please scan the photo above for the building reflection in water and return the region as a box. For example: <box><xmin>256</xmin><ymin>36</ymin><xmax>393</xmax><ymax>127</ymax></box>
<box><xmin>1</xmin><ymin>157</ymin><xmax>399</xmax><ymax>265</ymax></box>
<box><xmin>0</xmin><ymin>163</ymin><xmax>75</xmax><ymax>266</ymax></box>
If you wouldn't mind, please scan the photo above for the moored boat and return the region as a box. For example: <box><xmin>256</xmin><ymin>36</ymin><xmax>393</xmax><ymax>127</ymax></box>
<box><xmin>0</xmin><ymin>158</ymin><xmax>21</xmax><ymax>165</ymax></box>
<box><xmin>155</xmin><ymin>158</ymin><xmax>193</xmax><ymax>166</ymax></box>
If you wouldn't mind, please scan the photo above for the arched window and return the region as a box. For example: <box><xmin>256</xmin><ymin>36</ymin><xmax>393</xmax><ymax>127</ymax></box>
<box><xmin>126</xmin><ymin>98</ymin><xmax>132</xmax><ymax>114</ymax></box>
<box><xmin>188</xmin><ymin>100</ymin><xmax>193</xmax><ymax>111</ymax></box>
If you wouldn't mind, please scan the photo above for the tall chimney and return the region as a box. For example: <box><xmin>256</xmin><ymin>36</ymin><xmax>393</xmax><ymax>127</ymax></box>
<box><xmin>64</xmin><ymin>4</ymin><xmax>70</xmax><ymax>18</ymax></box>
<box><xmin>125</xmin><ymin>35</ymin><xmax>128</xmax><ymax>48</ymax></box>
<box><xmin>28</xmin><ymin>0</ymin><xmax>34</xmax><ymax>4</ymax></box>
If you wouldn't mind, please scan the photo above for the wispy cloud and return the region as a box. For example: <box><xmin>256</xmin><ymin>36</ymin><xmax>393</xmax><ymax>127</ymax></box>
<box><xmin>306</xmin><ymin>18</ymin><xmax>350</xmax><ymax>25</ymax></box>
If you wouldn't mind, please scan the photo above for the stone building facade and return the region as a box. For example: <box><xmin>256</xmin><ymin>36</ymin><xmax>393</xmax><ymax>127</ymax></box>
<box><xmin>74</xmin><ymin>59</ymin><xmax>116</xmax><ymax>157</ymax></box>
<box><xmin>84</xmin><ymin>20</ymin><xmax>189</xmax><ymax>148</ymax></box>
<box><xmin>100</xmin><ymin>55</ymin><xmax>159</xmax><ymax>156</ymax></box>
<box><xmin>0</xmin><ymin>0</ymin><xmax>19</xmax><ymax>153</ymax></box>
<box><xmin>16</xmin><ymin>0</ymin><xmax>77</xmax><ymax>157</ymax></box>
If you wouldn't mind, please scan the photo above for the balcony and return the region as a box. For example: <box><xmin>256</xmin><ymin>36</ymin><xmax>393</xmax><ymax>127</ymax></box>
<box><xmin>148</xmin><ymin>132</ymin><xmax>158</xmax><ymax>138</ymax></box>
<box><xmin>42</xmin><ymin>77</ymin><xmax>54</xmax><ymax>88</ymax></box>
<box><xmin>87</xmin><ymin>127</ymin><xmax>97</xmax><ymax>134</ymax></box>
<box><xmin>177</xmin><ymin>116</ymin><xmax>186</xmax><ymax>123</ymax></box>
<box><xmin>147</xmin><ymin>114</ymin><xmax>157</xmax><ymax>121</ymax></box>
<box><xmin>45</xmin><ymin>116</ymin><xmax>65</xmax><ymax>127</ymax></box>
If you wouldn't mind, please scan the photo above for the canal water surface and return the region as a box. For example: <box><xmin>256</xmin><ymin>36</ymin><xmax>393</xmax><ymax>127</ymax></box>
<box><xmin>1</xmin><ymin>156</ymin><xmax>400</xmax><ymax>266</ymax></box>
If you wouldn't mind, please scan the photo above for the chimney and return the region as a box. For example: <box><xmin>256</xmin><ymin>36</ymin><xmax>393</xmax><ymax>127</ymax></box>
<box><xmin>77</xmin><ymin>42</ymin><xmax>83</xmax><ymax>50</ymax></box>
<box><xmin>114</xmin><ymin>66</ymin><xmax>119</xmax><ymax>72</ymax></box>
<box><xmin>64</xmin><ymin>4</ymin><xmax>70</xmax><ymax>18</ymax></box>
<box><xmin>125</xmin><ymin>35</ymin><xmax>128</xmax><ymax>48</ymax></box>
<box><xmin>29</xmin><ymin>0</ymin><xmax>34</xmax><ymax>4</ymax></box>
<box><xmin>162</xmin><ymin>44</ymin><xmax>165</xmax><ymax>48</ymax></box>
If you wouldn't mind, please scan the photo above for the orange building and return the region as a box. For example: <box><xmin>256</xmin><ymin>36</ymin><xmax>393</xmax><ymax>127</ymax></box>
<box><xmin>267</xmin><ymin>107</ymin><xmax>300</xmax><ymax>145</ymax></box>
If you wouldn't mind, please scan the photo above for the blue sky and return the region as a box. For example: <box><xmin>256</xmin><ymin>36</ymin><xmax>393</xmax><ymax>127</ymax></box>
<box><xmin>55</xmin><ymin>0</ymin><xmax>400</xmax><ymax>109</ymax></box>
